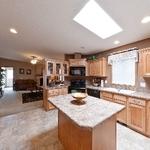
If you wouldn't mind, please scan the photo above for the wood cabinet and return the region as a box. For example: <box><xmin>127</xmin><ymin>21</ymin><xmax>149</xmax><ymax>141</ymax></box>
<box><xmin>127</xmin><ymin>97</ymin><xmax>146</xmax><ymax>133</ymax></box>
<box><xmin>44</xmin><ymin>87</ymin><xmax>68</xmax><ymax>111</ymax></box>
<box><xmin>55</xmin><ymin>62</ymin><xmax>61</xmax><ymax>75</ymax></box>
<box><xmin>69</xmin><ymin>59</ymin><xmax>87</xmax><ymax>67</ymax></box>
<box><xmin>63</xmin><ymin>61</ymin><xmax>69</xmax><ymax>76</ymax></box>
<box><xmin>139</xmin><ymin>48</ymin><xmax>150</xmax><ymax>77</ymax></box>
<box><xmin>146</xmin><ymin>102</ymin><xmax>150</xmax><ymax>136</ymax></box>
<box><xmin>101</xmin><ymin>91</ymin><xmax>113</xmax><ymax>101</ymax></box>
<box><xmin>46</xmin><ymin>60</ymin><xmax>55</xmax><ymax>75</ymax></box>
<box><xmin>45</xmin><ymin>59</ymin><xmax>69</xmax><ymax>76</ymax></box>
<box><xmin>100</xmin><ymin>90</ymin><xmax>150</xmax><ymax>136</ymax></box>
<box><xmin>88</xmin><ymin>57</ymin><xmax>107</xmax><ymax>77</ymax></box>
<box><xmin>114</xmin><ymin>94</ymin><xmax>127</xmax><ymax>124</ymax></box>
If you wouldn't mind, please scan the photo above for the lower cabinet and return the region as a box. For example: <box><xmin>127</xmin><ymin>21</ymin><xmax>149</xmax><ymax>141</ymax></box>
<box><xmin>146</xmin><ymin>102</ymin><xmax>150</xmax><ymax>136</ymax></box>
<box><xmin>44</xmin><ymin>87</ymin><xmax>68</xmax><ymax>111</ymax></box>
<box><xmin>101</xmin><ymin>91</ymin><xmax>149</xmax><ymax>136</ymax></box>
<box><xmin>127</xmin><ymin>97</ymin><xmax>146</xmax><ymax>133</ymax></box>
<box><xmin>101</xmin><ymin>91</ymin><xmax>113</xmax><ymax>101</ymax></box>
<box><xmin>114</xmin><ymin>94</ymin><xmax>127</xmax><ymax>124</ymax></box>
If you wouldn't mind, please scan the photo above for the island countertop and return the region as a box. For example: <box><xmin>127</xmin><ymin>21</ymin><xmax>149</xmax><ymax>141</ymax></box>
<box><xmin>49</xmin><ymin>94</ymin><xmax>124</xmax><ymax>128</ymax></box>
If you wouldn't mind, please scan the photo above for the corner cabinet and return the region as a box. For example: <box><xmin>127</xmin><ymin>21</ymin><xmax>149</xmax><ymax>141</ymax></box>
<box><xmin>88</xmin><ymin>57</ymin><xmax>107</xmax><ymax>77</ymax></box>
<box><xmin>127</xmin><ymin>97</ymin><xmax>146</xmax><ymax>133</ymax></box>
<box><xmin>139</xmin><ymin>48</ymin><xmax>150</xmax><ymax>77</ymax></box>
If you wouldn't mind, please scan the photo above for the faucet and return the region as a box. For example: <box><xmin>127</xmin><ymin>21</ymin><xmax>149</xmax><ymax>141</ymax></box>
<box><xmin>117</xmin><ymin>85</ymin><xmax>122</xmax><ymax>92</ymax></box>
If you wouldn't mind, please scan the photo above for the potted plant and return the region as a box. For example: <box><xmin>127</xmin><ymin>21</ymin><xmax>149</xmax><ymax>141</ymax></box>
<box><xmin>0</xmin><ymin>68</ymin><xmax>5</xmax><ymax>97</ymax></box>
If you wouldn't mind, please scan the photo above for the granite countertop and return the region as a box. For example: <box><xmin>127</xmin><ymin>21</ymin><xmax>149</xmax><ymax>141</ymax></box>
<box><xmin>86</xmin><ymin>85</ymin><xmax>150</xmax><ymax>100</ymax></box>
<box><xmin>49</xmin><ymin>94</ymin><xmax>124</xmax><ymax>128</ymax></box>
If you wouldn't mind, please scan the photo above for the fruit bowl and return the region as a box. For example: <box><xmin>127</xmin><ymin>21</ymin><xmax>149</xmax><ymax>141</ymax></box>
<box><xmin>71</xmin><ymin>92</ymin><xmax>87</xmax><ymax>102</ymax></box>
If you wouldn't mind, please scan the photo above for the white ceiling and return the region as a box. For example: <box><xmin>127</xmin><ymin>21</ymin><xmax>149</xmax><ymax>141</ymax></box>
<box><xmin>0</xmin><ymin>0</ymin><xmax>150</xmax><ymax>61</ymax></box>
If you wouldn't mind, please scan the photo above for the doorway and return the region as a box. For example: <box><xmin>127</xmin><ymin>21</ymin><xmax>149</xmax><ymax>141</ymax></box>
<box><xmin>3</xmin><ymin>67</ymin><xmax>14</xmax><ymax>88</ymax></box>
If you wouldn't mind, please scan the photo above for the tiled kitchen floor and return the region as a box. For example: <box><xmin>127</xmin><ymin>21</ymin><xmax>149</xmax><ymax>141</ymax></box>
<box><xmin>0</xmin><ymin>108</ymin><xmax>150</xmax><ymax>150</ymax></box>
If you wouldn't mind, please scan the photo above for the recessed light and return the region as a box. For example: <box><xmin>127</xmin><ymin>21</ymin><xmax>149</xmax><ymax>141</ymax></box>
<box><xmin>141</xmin><ymin>16</ymin><xmax>150</xmax><ymax>24</ymax></box>
<box><xmin>73</xmin><ymin>0</ymin><xmax>122</xmax><ymax>39</ymax></box>
<box><xmin>114</xmin><ymin>40</ymin><xmax>120</xmax><ymax>45</ymax></box>
<box><xmin>10</xmin><ymin>28</ymin><xmax>18</xmax><ymax>34</ymax></box>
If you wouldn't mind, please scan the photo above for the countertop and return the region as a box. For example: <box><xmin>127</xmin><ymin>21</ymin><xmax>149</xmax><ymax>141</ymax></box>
<box><xmin>86</xmin><ymin>85</ymin><xmax>150</xmax><ymax>100</ymax></box>
<box><xmin>49</xmin><ymin>94</ymin><xmax>124</xmax><ymax>128</ymax></box>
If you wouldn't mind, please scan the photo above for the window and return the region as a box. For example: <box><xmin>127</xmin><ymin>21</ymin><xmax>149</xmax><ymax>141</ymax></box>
<box><xmin>108</xmin><ymin>50</ymin><xmax>138</xmax><ymax>86</ymax></box>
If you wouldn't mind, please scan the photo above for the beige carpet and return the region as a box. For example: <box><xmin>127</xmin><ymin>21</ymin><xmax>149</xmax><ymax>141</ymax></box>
<box><xmin>0</xmin><ymin>88</ymin><xmax>42</xmax><ymax>117</ymax></box>
<box><xmin>0</xmin><ymin>108</ymin><xmax>150</xmax><ymax>150</ymax></box>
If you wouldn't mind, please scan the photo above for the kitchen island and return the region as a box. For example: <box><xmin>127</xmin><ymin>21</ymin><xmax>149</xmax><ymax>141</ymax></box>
<box><xmin>49</xmin><ymin>94</ymin><xmax>124</xmax><ymax>150</ymax></box>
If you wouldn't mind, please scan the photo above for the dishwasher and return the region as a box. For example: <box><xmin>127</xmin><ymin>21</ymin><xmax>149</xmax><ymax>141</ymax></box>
<box><xmin>87</xmin><ymin>88</ymin><xmax>100</xmax><ymax>98</ymax></box>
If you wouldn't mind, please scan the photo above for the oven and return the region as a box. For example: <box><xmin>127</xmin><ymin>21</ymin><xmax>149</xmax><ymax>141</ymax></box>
<box><xmin>69</xmin><ymin>79</ymin><xmax>86</xmax><ymax>93</ymax></box>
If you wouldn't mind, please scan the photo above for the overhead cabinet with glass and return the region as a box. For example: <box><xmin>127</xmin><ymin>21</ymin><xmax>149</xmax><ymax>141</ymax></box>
<box><xmin>45</xmin><ymin>59</ymin><xmax>69</xmax><ymax>76</ymax></box>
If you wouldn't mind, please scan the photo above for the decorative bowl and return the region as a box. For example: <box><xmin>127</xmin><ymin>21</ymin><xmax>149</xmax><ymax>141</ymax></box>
<box><xmin>71</xmin><ymin>92</ymin><xmax>87</xmax><ymax>102</ymax></box>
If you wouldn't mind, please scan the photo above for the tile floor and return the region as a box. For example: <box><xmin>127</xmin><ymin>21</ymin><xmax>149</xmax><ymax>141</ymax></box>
<box><xmin>0</xmin><ymin>88</ymin><xmax>42</xmax><ymax>117</ymax></box>
<box><xmin>0</xmin><ymin>108</ymin><xmax>150</xmax><ymax>150</ymax></box>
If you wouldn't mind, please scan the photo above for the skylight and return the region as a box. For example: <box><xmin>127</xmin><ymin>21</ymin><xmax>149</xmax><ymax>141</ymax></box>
<box><xmin>73</xmin><ymin>0</ymin><xmax>123</xmax><ymax>39</ymax></box>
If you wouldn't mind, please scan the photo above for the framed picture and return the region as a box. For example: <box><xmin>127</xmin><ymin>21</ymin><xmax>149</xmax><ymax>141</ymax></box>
<box><xmin>19</xmin><ymin>68</ymin><xmax>25</xmax><ymax>74</ymax></box>
<box><xmin>26</xmin><ymin>69</ymin><xmax>31</xmax><ymax>75</ymax></box>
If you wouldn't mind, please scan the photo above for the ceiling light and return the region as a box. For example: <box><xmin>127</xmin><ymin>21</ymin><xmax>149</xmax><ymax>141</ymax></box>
<box><xmin>10</xmin><ymin>28</ymin><xmax>18</xmax><ymax>34</ymax></box>
<box><xmin>114</xmin><ymin>40</ymin><xmax>120</xmax><ymax>45</ymax></box>
<box><xmin>73</xmin><ymin>0</ymin><xmax>122</xmax><ymax>39</ymax></box>
<box><xmin>30</xmin><ymin>56</ymin><xmax>38</xmax><ymax>64</ymax></box>
<box><xmin>141</xmin><ymin>16</ymin><xmax>150</xmax><ymax>24</ymax></box>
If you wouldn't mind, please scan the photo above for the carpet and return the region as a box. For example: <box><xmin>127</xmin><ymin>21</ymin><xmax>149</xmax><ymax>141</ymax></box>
<box><xmin>22</xmin><ymin>92</ymin><xmax>43</xmax><ymax>103</ymax></box>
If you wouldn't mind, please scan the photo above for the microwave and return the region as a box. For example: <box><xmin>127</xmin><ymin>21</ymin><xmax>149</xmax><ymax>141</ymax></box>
<box><xmin>69</xmin><ymin>67</ymin><xmax>85</xmax><ymax>76</ymax></box>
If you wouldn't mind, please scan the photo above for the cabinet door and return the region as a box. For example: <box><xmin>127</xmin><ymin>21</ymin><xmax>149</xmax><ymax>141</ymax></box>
<box><xmin>114</xmin><ymin>94</ymin><xmax>127</xmax><ymax>124</ymax></box>
<box><xmin>146</xmin><ymin>102</ymin><xmax>150</xmax><ymax>136</ymax></box>
<box><xmin>63</xmin><ymin>62</ymin><xmax>69</xmax><ymax>75</ymax></box>
<box><xmin>56</xmin><ymin>62</ymin><xmax>62</xmax><ymax>75</ymax></box>
<box><xmin>128</xmin><ymin>102</ymin><xmax>146</xmax><ymax>133</ymax></box>
<box><xmin>145</xmin><ymin>54</ymin><xmax>150</xmax><ymax>74</ymax></box>
<box><xmin>47</xmin><ymin>61</ymin><xmax>55</xmax><ymax>75</ymax></box>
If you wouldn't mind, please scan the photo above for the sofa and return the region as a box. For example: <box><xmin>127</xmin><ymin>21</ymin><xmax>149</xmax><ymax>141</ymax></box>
<box><xmin>13</xmin><ymin>79</ymin><xmax>37</xmax><ymax>91</ymax></box>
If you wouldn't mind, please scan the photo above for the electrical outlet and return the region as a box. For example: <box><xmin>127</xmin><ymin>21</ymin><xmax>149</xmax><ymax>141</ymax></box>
<box><xmin>140</xmin><ymin>82</ymin><xmax>146</xmax><ymax>88</ymax></box>
<box><xmin>105</xmin><ymin>80</ymin><xmax>107</xmax><ymax>84</ymax></box>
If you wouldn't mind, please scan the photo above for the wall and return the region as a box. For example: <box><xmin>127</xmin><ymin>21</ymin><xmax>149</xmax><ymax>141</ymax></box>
<box><xmin>90</xmin><ymin>38</ymin><xmax>150</xmax><ymax>92</ymax></box>
<box><xmin>0</xmin><ymin>57</ymin><xmax>36</xmax><ymax>80</ymax></box>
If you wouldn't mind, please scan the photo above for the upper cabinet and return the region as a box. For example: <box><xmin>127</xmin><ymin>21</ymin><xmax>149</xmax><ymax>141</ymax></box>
<box><xmin>69</xmin><ymin>59</ymin><xmax>87</xmax><ymax>67</ymax></box>
<box><xmin>55</xmin><ymin>62</ymin><xmax>62</xmax><ymax>75</ymax></box>
<box><xmin>139</xmin><ymin>48</ymin><xmax>150</xmax><ymax>77</ymax></box>
<box><xmin>46</xmin><ymin>60</ymin><xmax>55</xmax><ymax>75</ymax></box>
<box><xmin>45</xmin><ymin>59</ymin><xmax>69</xmax><ymax>76</ymax></box>
<box><xmin>63</xmin><ymin>61</ymin><xmax>69</xmax><ymax>76</ymax></box>
<box><xmin>88</xmin><ymin>57</ymin><xmax>107</xmax><ymax>77</ymax></box>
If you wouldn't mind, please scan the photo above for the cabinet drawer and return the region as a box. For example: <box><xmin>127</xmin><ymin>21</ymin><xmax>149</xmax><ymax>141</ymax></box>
<box><xmin>114</xmin><ymin>94</ymin><xmax>127</xmax><ymax>102</ymax></box>
<box><xmin>101</xmin><ymin>92</ymin><xmax>113</xmax><ymax>99</ymax></box>
<box><xmin>128</xmin><ymin>97</ymin><xmax>146</xmax><ymax>106</ymax></box>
